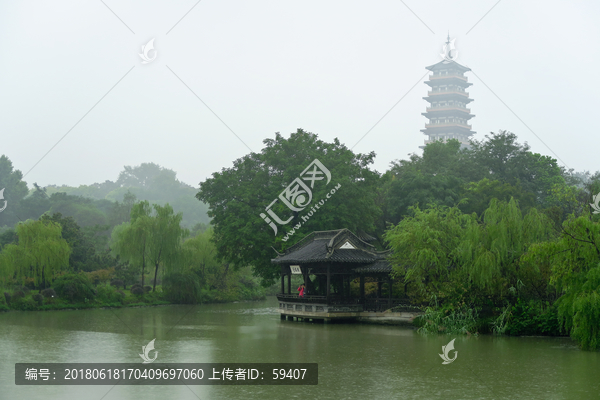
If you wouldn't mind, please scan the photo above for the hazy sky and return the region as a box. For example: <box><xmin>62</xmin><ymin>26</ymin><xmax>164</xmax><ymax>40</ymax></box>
<box><xmin>1</xmin><ymin>0</ymin><xmax>599</xmax><ymax>189</ymax></box>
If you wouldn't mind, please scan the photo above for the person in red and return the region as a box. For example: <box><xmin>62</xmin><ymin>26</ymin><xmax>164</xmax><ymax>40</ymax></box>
<box><xmin>297</xmin><ymin>284</ymin><xmax>305</xmax><ymax>297</ymax></box>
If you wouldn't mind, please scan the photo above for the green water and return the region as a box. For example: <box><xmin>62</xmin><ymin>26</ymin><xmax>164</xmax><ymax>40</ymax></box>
<box><xmin>1</xmin><ymin>297</ymin><xmax>598</xmax><ymax>400</ymax></box>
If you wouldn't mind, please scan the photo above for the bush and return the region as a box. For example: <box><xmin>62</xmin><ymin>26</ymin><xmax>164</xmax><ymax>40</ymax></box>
<box><xmin>53</xmin><ymin>273</ymin><xmax>96</xmax><ymax>303</ymax></box>
<box><xmin>12</xmin><ymin>297</ymin><xmax>37</xmax><ymax>311</ymax></box>
<box><xmin>23</xmin><ymin>278</ymin><xmax>36</xmax><ymax>290</ymax></box>
<box><xmin>503</xmin><ymin>300</ymin><xmax>561</xmax><ymax>336</ymax></box>
<box><xmin>163</xmin><ymin>272</ymin><xmax>200</xmax><ymax>304</ymax></box>
<box><xmin>41</xmin><ymin>288</ymin><xmax>57</xmax><ymax>298</ymax></box>
<box><xmin>110</xmin><ymin>279</ymin><xmax>124</xmax><ymax>288</ymax></box>
<box><xmin>416</xmin><ymin>304</ymin><xmax>479</xmax><ymax>335</ymax></box>
<box><xmin>130</xmin><ymin>284</ymin><xmax>144</xmax><ymax>296</ymax></box>
<box><xmin>12</xmin><ymin>290</ymin><xmax>25</xmax><ymax>302</ymax></box>
<box><xmin>32</xmin><ymin>293</ymin><xmax>44</xmax><ymax>306</ymax></box>
<box><xmin>4</xmin><ymin>292</ymin><xmax>11</xmax><ymax>304</ymax></box>
<box><xmin>87</xmin><ymin>269</ymin><xmax>114</xmax><ymax>285</ymax></box>
<box><xmin>143</xmin><ymin>286</ymin><xmax>152</xmax><ymax>293</ymax></box>
<box><xmin>96</xmin><ymin>283</ymin><xmax>125</xmax><ymax>305</ymax></box>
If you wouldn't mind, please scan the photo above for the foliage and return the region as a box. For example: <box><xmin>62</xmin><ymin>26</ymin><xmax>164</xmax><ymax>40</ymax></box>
<box><xmin>111</xmin><ymin>201</ymin><xmax>187</xmax><ymax>291</ymax></box>
<box><xmin>0</xmin><ymin>155</ymin><xmax>29</xmax><ymax>228</ymax></box>
<box><xmin>197</xmin><ymin>128</ymin><xmax>381</xmax><ymax>285</ymax></box>
<box><xmin>499</xmin><ymin>299</ymin><xmax>561</xmax><ymax>336</ymax></box>
<box><xmin>416</xmin><ymin>300</ymin><xmax>479</xmax><ymax>335</ymax></box>
<box><xmin>53</xmin><ymin>273</ymin><xmax>96</xmax><ymax>303</ymax></box>
<box><xmin>95</xmin><ymin>282</ymin><xmax>125</xmax><ymax>304</ymax></box>
<box><xmin>86</xmin><ymin>268</ymin><xmax>114</xmax><ymax>285</ymax></box>
<box><xmin>385</xmin><ymin>199</ymin><xmax>556</xmax><ymax>306</ymax></box>
<box><xmin>524</xmin><ymin>215</ymin><xmax>600</xmax><ymax>349</ymax></box>
<box><xmin>32</xmin><ymin>293</ymin><xmax>44</xmax><ymax>306</ymax></box>
<box><xmin>162</xmin><ymin>271</ymin><xmax>201</xmax><ymax>304</ymax></box>
<box><xmin>40</xmin><ymin>213</ymin><xmax>96</xmax><ymax>272</ymax></box>
<box><xmin>0</xmin><ymin>219</ymin><xmax>71</xmax><ymax>288</ymax></box>
<box><xmin>130</xmin><ymin>284</ymin><xmax>144</xmax><ymax>296</ymax></box>
<box><xmin>41</xmin><ymin>288</ymin><xmax>56</xmax><ymax>298</ymax></box>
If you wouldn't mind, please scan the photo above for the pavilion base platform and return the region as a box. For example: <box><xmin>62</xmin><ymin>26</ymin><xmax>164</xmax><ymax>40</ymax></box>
<box><xmin>278</xmin><ymin>298</ymin><xmax>422</xmax><ymax>324</ymax></box>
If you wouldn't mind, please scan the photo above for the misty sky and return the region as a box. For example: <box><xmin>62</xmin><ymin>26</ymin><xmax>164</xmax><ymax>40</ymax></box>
<box><xmin>1</xmin><ymin>0</ymin><xmax>599</xmax><ymax>189</ymax></box>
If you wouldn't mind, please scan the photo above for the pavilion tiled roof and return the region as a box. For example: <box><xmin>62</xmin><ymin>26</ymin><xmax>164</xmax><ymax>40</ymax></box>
<box><xmin>272</xmin><ymin>229</ymin><xmax>390</xmax><ymax>265</ymax></box>
<box><xmin>352</xmin><ymin>261</ymin><xmax>393</xmax><ymax>274</ymax></box>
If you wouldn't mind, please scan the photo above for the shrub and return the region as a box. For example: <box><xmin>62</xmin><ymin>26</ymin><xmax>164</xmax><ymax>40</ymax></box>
<box><xmin>23</xmin><ymin>277</ymin><xmax>36</xmax><ymax>290</ymax></box>
<box><xmin>130</xmin><ymin>284</ymin><xmax>144</xmax><ymax>296</ymax></box>
<box><xmin>143</xmin><ymin>286</ymin><xmax>152</xmax><ymax>293</ymax></box>
<box><xmin>503</xmin><ymin>300</ymin><xmax>561</xmax><ymax>336</ymax></box>
<box><xmin>41</xmin><ymin>288</ymin><xmax>57</xmax><ymax>298</ymax></box>
<box><xmin>163</xmin><ymin>272</ymin><xmax>200</xmax><ymax>304</ymax></box>
<box><xmin>12</xmin><ymin>290</ymin><xmax>25</xmax><ymax>302</ymax></box>
<box><xmin>87</xmin><ymin>269</ymin><xmax>114</xmax><ymax>285</ymax></box>
<box><xmin>110</xmin><ymin>279</ymin><xmax>124</xmax><ymax>288</ymax></box>
<box><xmin>53</xmin><ymin>273</ymin><xmax>96</xmax><ymax>303</ymax></box>
<box><xmin>12</xmin><ymin>297</ymin><xmax>37</xmax><ymax>311</ymax></box>
<box><xmin>4</xmin><ymin>292</ymin><xmax>11</xmax><ymax>304</ymax></box>
<box><xmin>416</xmin><ymin>305</ymin><xmax>479</xmax><ymax>335</ymax></box>
<box><xmin>96</xmin><ymin>283</ymin><xmax>125</xmax><ymax>305</ymax></box>
<box><xmin>32</xmin><ymin>293</ymin><xmax>44</xmax><ymax>306</ymax></box>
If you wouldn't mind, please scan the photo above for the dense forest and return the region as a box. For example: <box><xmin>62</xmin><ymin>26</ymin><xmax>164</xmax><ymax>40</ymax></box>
<box><xmin>2</xmin><ymin>128</ymin><xmax>600</xmax><ymax>351</ymax></box>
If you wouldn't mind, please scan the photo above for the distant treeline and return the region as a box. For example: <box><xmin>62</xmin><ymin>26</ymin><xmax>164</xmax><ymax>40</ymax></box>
<box><xmin>0</xmin><ymin>158</ymin><xmax>264</xmax><ymax>310</ymax></box>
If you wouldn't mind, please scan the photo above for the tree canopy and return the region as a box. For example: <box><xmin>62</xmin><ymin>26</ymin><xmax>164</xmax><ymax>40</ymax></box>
<box><xmin>197</xmin><ymin>129</ymin><xmax>381</xmax><ymax>284</ymax></box>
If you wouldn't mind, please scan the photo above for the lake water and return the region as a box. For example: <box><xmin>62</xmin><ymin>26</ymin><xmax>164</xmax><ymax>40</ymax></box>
<box><xmin>1</xmin><ymin>297</ymin><xmax>599</xmax><ymax>400</ymax></box>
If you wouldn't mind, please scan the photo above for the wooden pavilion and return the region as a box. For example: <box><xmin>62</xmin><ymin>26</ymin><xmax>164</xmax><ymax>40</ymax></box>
<box><xmin>273</xmin><ymin>229</ymin><xmax>414</xmax><ymax>322</ymax></box>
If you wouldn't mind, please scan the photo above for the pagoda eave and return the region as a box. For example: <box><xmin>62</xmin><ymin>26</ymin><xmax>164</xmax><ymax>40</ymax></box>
<box><xmin>423</xmin><ymin>95</ymin><xmax>473</xmax><ymax>103</ymax></box>
<box><xmin>421</xmin><ymin>111</ymin><xmax>475</xmax><ymax>119</ymax></box>
<box><xmin>425</xmin><ymin>80</ymin><xmax>472</xmax><ymax>88</ymax></box>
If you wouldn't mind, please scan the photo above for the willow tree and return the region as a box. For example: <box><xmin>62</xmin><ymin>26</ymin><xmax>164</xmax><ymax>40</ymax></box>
<box><xmin>0</xmin><ymin>219</ymin><xmax>71</xmax><ymax>288</ymax></box>
<box><xmin>384</xmin><ymin>198</ymin><xmax>555</xmax><ymax>305</ymax></box>
<box><xmin>111</xmin><ymin>201</ymin><xmax>187</xmax><ymax>291</ymax></box>
<box><xmin>523</xmin><ymin>215</ymin><xmax>600</xmax><ymax>350</ymax></box>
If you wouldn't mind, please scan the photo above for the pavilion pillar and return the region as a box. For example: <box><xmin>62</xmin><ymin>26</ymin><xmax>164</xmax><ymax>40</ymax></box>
<box><xmin>377</xmin><ymin>281</ymin><xmax>382</xmax><ymax>298</ymax></box>
<box><xmin>326</xmin><ymin>265</ymin><xmax>331</xmax><ymax>300</ymax></box>
<box><xmin>287</xmin><ymin>273</ymin><xmax>291</xmax><ymax>294</ymax></box>
<box><xmin>281</xmin><ymin>274</ymin><xmax>284</xmax><ymax>295</ymax></box>
<box><xmin>360</xmin><ymin>276</ymin><xmax>365</xmax><ymax>299</ymax></box>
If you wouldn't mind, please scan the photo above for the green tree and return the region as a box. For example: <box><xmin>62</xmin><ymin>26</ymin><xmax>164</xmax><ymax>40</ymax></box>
<box><xmin>385</xmin><ymin>198</ymin><xmax>555</xmax><ymax>305</ymax></box>
<box><xmin>524</xmin><ymin>215</ymin><xmax>600</xmax><ymax>349</ymax></box>
<box><xmin>40</xmin><ymin>213</ymin><xmax>96</xmax><ymax>272</ymax></box>
<box><xmin>197</xmin><ymin>129</ymin><xmax>381</xmax><ymax>285</ymax></box>
<box><xmin>386</xmin><ymin>140</ymin><xmax>480</xmax><ymax>223</ymax></box>
<box><xmin>110</xmin><ymin>201</ymin><xmax>187</xmax><ymax>291</ymax></box>
<box><xmin>0</xmin><ymin>155</ymin><xmax>29</xmax><ymax>228</ymax></box>
<box><xmin>460</xmin><ymin>178</ymin><xmax>535</xmax><ymax>216</ymax></box>
<box><xmin>0</xmin><ymin>219</ymin><xmax>71</xmax><ymax>288</ymax></box>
